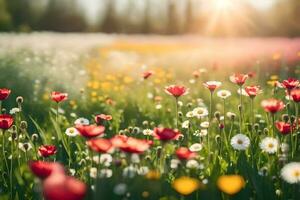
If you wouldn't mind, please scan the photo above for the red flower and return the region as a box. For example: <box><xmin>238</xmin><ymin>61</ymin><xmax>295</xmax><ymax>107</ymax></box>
<box><xmin>245</xmin><ymin>85</ymin><xmax>262</xmax><ymax>98</ymax></box>
<box><xmin>281</xmin><ymin>78</ymin><xmax>299</xmax><ymax>91</ymax></box>
<box><xmin>0</xmin><ymin>88</ymin><xmax>11</xmax><ymax>100</ymax></box>
<box><xmin>38</xmin><ymin>145</ymin><xmax>57</xmax><ymax>157</ymax></box>
<box><xmin>43</xmin><ymin>173</ymin><xmax>86</xmax><ymax>200</ymax></box>
<box><xmin>229</xmin><ymin>73</ymin><xmax>248</xmax><ymax>86</ymax></box>
<box><xmin>95</xmin><ymin>114</ymin><xmax>112</xmax><ymax>124</ymax></box>
<box><xmin>153</xmin><ymin>128</ymin><xmax>181</xmax><ymax>141</ymax></box>
<box><xmin>0</xmin><ymin>114</ymin><xmax>13</xmax><ymax>130</ymax></box>
<box><xmin>261</xmin><ymin>99</ymin><xmax>285</xmax><ymax>113</ymax></box>
<box><xmin>118</xmin><ymin>137</ymin><xmax>151</xmax><ymax>154</ymax></box>
<box><xmin>75</xmin><ymin>125</ymin><xmax>105</xmax><ymax>138</ymax></box>
<box><xmin>87</xmin><ymin>138</ymin><xmax>112</xmax><ymax>153</ymax></box>
<box><xmin>176</xmin><ymin>147</ymin><xmax>197</xmax><ymax>160</ymax></box>
<box><xmin>291</xmin><ymin>88</ymin><xmax>300</xmax><ymax>102</ymax></box>
<box><xmin>275</xmin><ymin>121</ymin><xmax>294</xmax><ymax>135</ymax></box>
<box><xmin>29</xmin><ymin>161</ymin><xmax>64</xmax><ymax>179</ymax></box>
<box><xmin>51</xmin><ymin>91</ymin><xmax>68</xmax><ymax>103</ymax></box>
<box><xmin>110</xmin><ymin>135</ymin><xmax>128</xmax><ymax>147</ymax></box>
<box><xmin>142</xmin><ymin>71</ymin><xmax>154</xmax><ymax>79</ymax></box>
<box><xmin>165</xmin><ymin>85</ymin><xmax>188</xmax><ymax>98</ymax></box>
<box><xmin>203</xmin><ymin>81</ymin><xmax>222</xmax><ymax>92</ymax></box>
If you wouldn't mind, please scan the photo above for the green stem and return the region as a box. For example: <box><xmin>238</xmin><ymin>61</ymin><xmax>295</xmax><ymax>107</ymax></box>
<box><xmin>10</xmin><ymin>140</ymin><xmax>13</xmax><ymax>200</ymax></box>
<box><xmin>175</xmin><ymin>98</ymin><xmax>179</xmax><ymax>129</ymax></box>
<box><xmin>239</xmin><ymin>86</ymin><xmax>243</xmax><ymax>133</ymax></box>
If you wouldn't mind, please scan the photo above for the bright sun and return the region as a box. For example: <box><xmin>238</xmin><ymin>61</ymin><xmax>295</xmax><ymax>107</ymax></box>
<box><xmin>213</xmin><ymin>0</ymin><xmax>235</xmax><ymax>11</ymax></box>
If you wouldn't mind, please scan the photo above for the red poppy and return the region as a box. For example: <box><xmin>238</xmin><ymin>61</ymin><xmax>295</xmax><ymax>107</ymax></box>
<box><xmin>203</xmin><ymin>81</ymin><xmax>222</xmax><ymax>92</ymax></box>
<box><xmin>95</xmin><ymin>114</ymin><xmax>112</xmax><ymax>124</ymax></box>
<box><xmin>38</xmin><ymin>145</ymin><xmax>57</xmax><ymax>157</ymax></box>
<box><xmin>142</xmin><ymin>71</ymin><xmax>154</xmax><ymax>79</ymax></box>
<box><xmin>51</xmin><ymin>92</ymin><xmax>68</xmax><ymax>103</ymax></box>
<box><xmin>110</xmin><ymin>135</ymin><xmax>128</xmax><ymax>147</ymax></box>
<box><xmin>0</xmin><ymin>114</ymin><xmax>13</xmax><ymax>130</ymax></box>
<box><xmin>245</xmin><ymin>85</ymin><xmax>262</xmax><ymax>98</ymax></box>
<box><xmin>291</xmin><ymin>88</ymin><xmax>300</xmax><ymax>102</ymax></box>
<box><xmin>229</xmin><ymin>74</ymin><xmax>248</xmax><ymax>86</ymax></box>
<box><xmin>261</xmin><ymin>99</ymin><xmax>285</xmax><ymax>113</ymax></box>
<box><xmin>118</xmin><ymin>137</ymin><xmax>151</xmax><ymax>154</ymax></box>
<box><xmin>87</xmin><ymin>138</ymin><xmax>112</xmax><ymax>153</ymax></box>
<box><xmin>165</xmin><ymin>85</ymin><xmax>188</xmax><ymax>98</ymax></box>
<box><xmin>153</xmin><ymin>128</ymin><xmax>181</xmax><ymax>141</ymax></box>
<box><xmin>176</xmin><ymin>147</ymin><xmax>197</xmax><ymax>160</ymax></box>
<box><xmin>0</xmin><ymin>88</ymin><xmax>11</xmax><ymax>100</ymax></box>
<box><xmin>281</xmin><ymin>78</ymin><xmax>299</xmax><ymax>91</ymax></box>
<box><xmin>43</xmin><ymin>173</ymin><xmax>86</xmax><ymax>200</ymax></box>
<box><xmin>275</xmin><ymin>121</ymin><xmax>294</xmax><ymax>135</ymax></box>
<box><xmin>29</xmin><ymin>161</ymin><xmax>64</xmax><ymax>179</ymax></box>
<box><xmin>75</xmin><ymin>125</ymin><xmax>105</xmax><ymax>138</ymax></box>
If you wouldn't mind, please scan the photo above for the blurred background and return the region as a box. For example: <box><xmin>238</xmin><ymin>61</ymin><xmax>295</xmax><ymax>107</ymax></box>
<box><xmin>0</xmin><ymin>0</ymin><xmax>299</xmax><ymax>36</ymax></box>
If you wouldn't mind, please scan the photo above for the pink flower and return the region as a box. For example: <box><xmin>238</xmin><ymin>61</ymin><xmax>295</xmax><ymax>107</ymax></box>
<box><xmin>165</xmin><ymin>85</ymin><xmax>188</xmax><ymax>98</ymax></box>
<box><xmin>203</xmin><ymin>81</ymin><xmax>222</xmax><ymax>92</ymax></box>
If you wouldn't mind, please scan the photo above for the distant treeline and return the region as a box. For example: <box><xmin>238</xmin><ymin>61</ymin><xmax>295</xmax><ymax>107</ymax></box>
<box><xmin>0</xmin><ymin>0</ymin><xmax>299</xmax><ymax>36</ymax></box>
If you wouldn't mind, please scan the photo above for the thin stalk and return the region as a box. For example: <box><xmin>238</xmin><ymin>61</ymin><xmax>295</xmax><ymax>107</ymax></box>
<box><xmin>56</xmin><ymin>103</ymin><xmax>59</xmax><ymax>124</ymax></box>
<box><xmin>10</xmin><ymin>140</ymin><xmax>13</xmax><ymax>200</ymax></box>
<box><xmin>295</xmin><ymin>103</ymin><xmax>299</xmax><ymax>153</ymax></box>
<box><xmin>2</xmin><ymin>130</ymin><xmax>9</xmax><ymax>176</ymax></box>
<box><xmin>0</xmin><ymin>100</ymin><xmax>2</xmax><ymax>114</ymax></box>
<box><xmin>250</xmin><ymin>98</ymin><xmax>254</xmax><ymax>139</ymax></box>
<box><xmin>175</xmin><ymin>98</ymin><xmax>179</xmax><ymax>129</ymax></box>
<box><xmin>271</xmin><ymin>113</ymin><xmax>275</xmax><ymax>137</ymax></box>
<box><xmin>239</xmin><ymin>86</ymin><xmax>243</xmax><ymax>133</ymax></box>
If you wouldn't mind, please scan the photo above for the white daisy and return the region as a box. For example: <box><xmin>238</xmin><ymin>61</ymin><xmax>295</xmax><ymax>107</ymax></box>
<box><xmin>230</xmin><ymin>134</ymin><xmax>250</xmax><ymax>150</ymax></box>
<box><xmin>189</xmin><ymin>143</ymin><xmax>203</xmax><ymax>152</ymax></box>
<box><xmin>217</xmin><ymin>90</ymin><xmax>231</xmax><ymax>99</ymax></box>
<box><xmin>259</xmin><ymin>137</ymin><xmax>278</xmax><ymax>154</ymax></box>
<box><xmin>170</xmin><ymin>159</ymin><xmax>180</xmax><ymax>169</ymax></box>
<box><xmin>89</xmin><ymin>167</ymin><xmax>97</xmax><ymax>178</ymax></box>
<box><xmin>74</xmin><ymin>117</ymin><xmax>89</xmax><ymax>125</ymax></box>
<box><xmin>200</xmin><ymin>121</ymin><xmax>210</xmax><ymax>129</ymax></box>
<box><xmin>99</xmin><ymin>169</ymin><xmax>113</xmax><ymax>178</ymax></box>
<box><xmin>186</xmin><ymin>111</ymin><xmax>194</xmax><ymax>118</ymax></box>
<box><xmin>182</xmin><ymin>120</ymin><xmax>190</xmax><ymax>129</ymax></box>
<box><xmin>143</xmin><ymin>129</ymin><xmax>153</xmax><ymax>136</ymax></box>
<box><xmin>155</xmin><ymin>104</ymin><xmax>162</xmax><ymax>109</ymax></box>
<box><xmin>281</xmin><ymin>162</ymin><xmax>300</xmax><ymax>184</ymax></box>
<box><xmin>186</xmin><ymin>160</ymin><xmax>200</xmax><ymax>169</ymax></box>
<box><xmin>193</xmin><ymin>107</ymin><xmax>208</xmax><ymax>118</ymax></box>
<box><xmin>100</xmin><ymin>154</ymin><xmax>113</xmax><ymax>166</ymax></box>
<box><xmin>65</xmin><ymin>127</ymin><xmax>79</xmax><ymax>137</ymax></box>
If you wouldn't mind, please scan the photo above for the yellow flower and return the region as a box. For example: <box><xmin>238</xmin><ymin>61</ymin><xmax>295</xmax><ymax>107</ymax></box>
<box><xmin>43</xmin><ymin>93</ymin><xmax>49</xmax><ymax>100</ymax></box>
<box><xmin>123</xmin><ymin>76</ymin><xmax>133</xmax><ymax>84</ymax></box>
<box><xmin>270</xmin><ymin>75</ymin><xmax>278</xmax><ymax>80</ymax></box>
<box><xmin>145</xmin><ymin>170</ymin><xmax>161</xmax><ymax>180</ymax></box>
<box><xmin>172</xmin><ymin>176</ymin><xmax>201</xmax><ymax>196</ymax></box>
<box><xmin>217</xmin><ymin>175</ymin><xmax>245</xmax><ymax>195</ymax></box>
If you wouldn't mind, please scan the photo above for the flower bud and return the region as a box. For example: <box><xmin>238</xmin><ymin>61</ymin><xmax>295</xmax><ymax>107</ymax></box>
<box><xmin>187</xmin><ymin>103</ymin><xmax>193</xmax><ymax>108</ymax></box>
<box><xmin>290</xmin><ymin>115</ymin><xmax>296</xmax><ymax>124</ymax></box>
<box><xmin>16</xmin><ymin>96</ymin><xmax>24</xmax><ymax>104</ymax></box>
<box><xmin>12</xmin><ymin>132</ymin><xmax>18</xmax><ymax>140</ymax></box>
<box><xmin>20</xmin><ymin>121</ymin><xmax>28</xmax><ymax>130</ymax></box>
<box><xmin>263</xmin><ymin>128</ymin><xmax>269</xmax><ymax>135</ymax></box>
<box><xmin>282</xmin><ymin>114</ymin><xmax>289</xmax><ymax>123</ymax></box>
<box><xmin>178</xmin><ymin>112</ymin><xmax>183</xmax><ymax>118</ymax></box>
<box><xmin>133</xmin><ymin>127</ymin><xmax>140</xmax><ymax>134</ymax></box>
<box><xmin>281</xmin><ymin>143</ymin><xmax>289</xmax><ymax>153</ymax></box>
<box><xmin>214</xmin><ymin>111</ymin><xmax>220</xmax><ymax>120</ymax></box>
<box><xmin>128</xmin><ymin>126</ymin><xmax>133</xmax><ymax>133</ymax></box>
<box><xmin>142</xmin><ymin>121</ymin><xmax>148</xmax><ymax>126</ymax></box>
<box><xmin>238</xmin><ymin>105</ymin><xmax>242</xmax><ymax>112</ymax></box>
<box><xmin>31</xmin><ymin>133</ymin><xmax>39</xmax><ymax>141</ymax></box>
<box><xmin>254</xmin><ymin>123</ymin><xmax>259</xmax><ymax>131</ymax></box>
<box><xmin>11</xmin><ymin>125</ymin><xmax>17</xmax><ymax>132</ymax></box>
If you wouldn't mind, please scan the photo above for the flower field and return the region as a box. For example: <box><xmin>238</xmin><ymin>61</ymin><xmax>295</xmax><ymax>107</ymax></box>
<box><xmin>0</xmin><ymin>33</ymin><xmax>300</xmax><ymax>200</ymax></box>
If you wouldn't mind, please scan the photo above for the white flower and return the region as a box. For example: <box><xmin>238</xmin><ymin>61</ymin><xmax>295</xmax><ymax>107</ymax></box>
<box><xmin>170</xmin><ymin>159</ymin><xmax>180</xmax><ymax>169</ymax></box>
<box><xmin>281</xmin><ymin>162</ymin><xmax>300</xmax><ymax>184</ymax></box>
<box><xmin>100</xmin><ymin>154</ymin><xmax>113</xmax><ymax>166</ymax></box>
<box><xmin>74</xmin><ymin>118</ymin><xmax>89</xmax><ymax>125</ymax></box>
<box><xmin>193</xmin><ymin>107</ymin><xmax>208</xmax><ymax>118</ymax></box>
<box><xmin>200</xmin><ymin>121</ymin><xmax>210</xmax><ymax>129</ymax></box>
<box><xmin>100</xmin><ymin>169</ymin><xmax>113</xmax><ymax>178</ymax></box>
<box><xmin>131</xmin><ymin>154</ymin><xmax>140</xmax><ymax>163</ymax></box>
<box><xmin>143</xmin><ymin>129</ymin><xmax>153</xmax><ymax>136</ymax></box>
<box><xmin>18</xmin><ymin>142</ymin><xmax>32</xmax><ymax>152</ymax></box>
<box><xmin>138</xmin><ymin>166</ymin><xmax>149</xmax><ymax>175</ymax></box>
<box><xmin>123</xmin><ymin>165</ymin><xmax>137</xmax><ymax>178</ymax></box>
<box><xmin>217</xmin><ymin>90</ymin><xmax>231</xmax><ymax>99</ymax></box>
<box><xmin>186</xmin><ymin>160</ymin><xmax>200</xmax><ymax>169</ymax></box>
<box><xmin>199</xmin><ymin>129</ymin><xmax>208</xmax><ymax>136</ymax></box>
<box><xmin>189</xmin><ymin>79</ymin><xmax>196</xmax><ymax>84</ymax></box>
<box><xmin>182</xmin><ymin>120</ymin><xmax>190</xmax><ymax>129</ymax></box>
<box><xmin>69</xmin><ymin>169</ymin><xmax>76</xmax><ymax>176</ymax></box>
<box><xmin>147</xmin><ymin>92</ymin><xmax>154</xmax><ymax>99</ymax></box>
<box><xmin>114</xmin><ymin>183</ymin><xmax>127</xmax><ymax>195</ymax></box>
<box><xmin>186</xmin><ymin>111</ymin><xmax>194</xmax><ymax>118</ymax></box>
<box><xmin>226</xmin><ymin>112</ymin><xmax>236</xmax><ymax>119</ymax></box>
<box><xmin>259</xmin><ymin>137</ymin><xmax>278</xmax><ymax>154</ymax></box>
<box><xmin>90</xmin><ymin>167</ymin><xmax>97</xmax><ymax>178</ymax></box>
<box><xmin>230</xmin><ymin>134</ymin><xmax>250</xmax><ymax>150</ymax></box>
<box><xmin>65</xmin><ymin>127</ymin><xmax>79</xmax><ymax>137</ymax></box>
<box><xmin>155</xmin><ymin>104</ymin><xmax>162</xmax><ymax>110</ymax></box>
<box><xmin>178</xmin><ymin>101</ymin><xmax>183</xmax><ymax>107</ymax></box>
<box><xmin>189</xmin><ymin>143</ymin><xmax>203</xmax><ymax>152</ymax></box>
<box><xmin>9</xmin><ymin>107</ymin><xmax>21</xmax><ymax>115</ymax></box>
